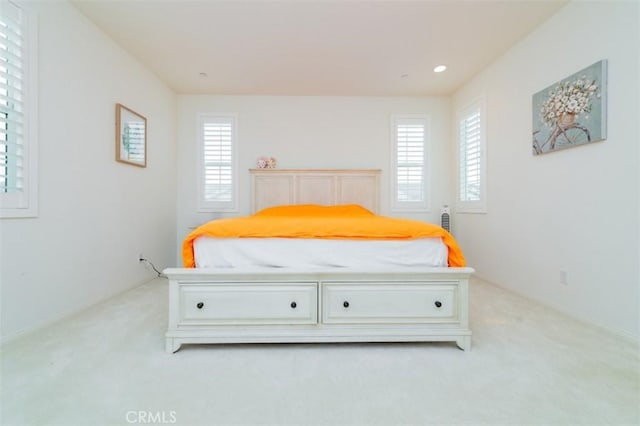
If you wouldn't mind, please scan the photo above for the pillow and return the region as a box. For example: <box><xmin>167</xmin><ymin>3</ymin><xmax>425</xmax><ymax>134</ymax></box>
<box><xmin>254</xmin><ymin>204</ymin><xmax>374</xmax><ymax>217</ymax></box>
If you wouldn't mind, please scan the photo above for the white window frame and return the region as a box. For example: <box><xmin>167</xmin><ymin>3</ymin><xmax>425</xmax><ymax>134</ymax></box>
<box><xmin>197</xmin><ymin>114</ymin><xmax>238</xmax><ymax>213</ymax></box>
<box><xmin>456</xmin><ymin>98</ymin><xmax>487</xmax><ymax>214</ymax></box>
<box><xmin>390</xmin><ymin>114</ymin><xmax>430</xmax><ymax>213</ymax></box>
<box><xmin>0</xmin><ymin>0</ymin><xmax>38</xmax><ymax>218</ymax></box>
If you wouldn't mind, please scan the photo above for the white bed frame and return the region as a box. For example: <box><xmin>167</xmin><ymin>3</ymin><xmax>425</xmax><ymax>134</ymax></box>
<box><xmin>164</xmin><ymin>169</ymin><xmax>473</xmax><ymax>353</ymax></box>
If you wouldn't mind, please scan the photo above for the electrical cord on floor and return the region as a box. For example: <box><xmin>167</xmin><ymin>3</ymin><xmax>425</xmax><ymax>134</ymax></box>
<box><xmin>140</xmin><ymin>257</ymin><xmax>166</xmax><ymax>278</ymax></box>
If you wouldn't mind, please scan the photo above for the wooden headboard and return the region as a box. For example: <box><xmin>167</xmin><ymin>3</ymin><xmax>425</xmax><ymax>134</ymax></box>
<box><xmin>250</xmin><ymin>169</ymin><xmax>381</xmax><ymax>214</ymax></box>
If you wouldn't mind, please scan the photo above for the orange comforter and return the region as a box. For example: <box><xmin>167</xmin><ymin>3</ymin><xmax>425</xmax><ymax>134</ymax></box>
<box><xmin>182</xmin><ymin>204</ymin><xmax>466</xmax><ymax>267</ymax></box>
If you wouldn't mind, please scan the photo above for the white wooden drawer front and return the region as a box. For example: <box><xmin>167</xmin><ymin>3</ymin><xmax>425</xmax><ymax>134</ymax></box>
<box><xmin>322</xmin><ymin>282</ymin><xmax>458</xmax><ymax>324</ymax></box>
<box><xmin>180</xmin><ymin>283</ymin><xmax>317</xmax><ymax>325</ymax></box>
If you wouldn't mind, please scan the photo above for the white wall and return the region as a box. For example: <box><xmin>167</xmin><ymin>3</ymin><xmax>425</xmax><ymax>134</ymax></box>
<box><xmin>452</xmin><ymin>1</ymin><xmax>639</xmax><ymax>338</ymax></box>
<box><xmin>176</xmin><ymin>95</ymin><xmax>451</xmax><ymax>261</ymax></box>
<box><xmin>0</xmin><ymin>2</ymin><xmax>177</xmax><ymax>341</ymax></box>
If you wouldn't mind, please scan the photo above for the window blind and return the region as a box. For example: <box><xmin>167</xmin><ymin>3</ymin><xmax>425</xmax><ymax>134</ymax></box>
<box><xmin>392</xmin><ymin>116</ymin><xmax>428</xmax><ymax>211</ymax></box>
<box><xmin>396</xmin><ymin>119</ymin><xmax>425</xmax><ymax>202</ymax></box>
<box><xmin>0</xmin><ymin>1</ymin><xmax>24</xmax><ymax>195</ymax></box>
<box><xmin>200</xmin><ymin>115</ymin><xmax>236</xmax><ymax>210</ymax></box>
<box><xmin>459</xmin><ymin>108</ymin><xmax>481</xmax><ymax>202</ymax></box>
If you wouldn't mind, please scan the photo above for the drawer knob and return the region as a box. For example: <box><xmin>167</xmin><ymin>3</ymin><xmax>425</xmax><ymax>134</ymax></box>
<box><xmin>196</xmin><ymin>302</ymin><xmax>204</xmax><ymax>309</ymax></box>
<box><xmin>343</xmin><ymin>301</ymin><xmax>350</xmax><ymax>308</ymax></box>
<box><xmin>290</xmin><ymin>301</ymin><xmax>297</xmax><ymax>309</ymax></box>
<box><xmin>434</xmin><ymin>301</ymin><xmax>442</xmax><ymax>308</ymax></box>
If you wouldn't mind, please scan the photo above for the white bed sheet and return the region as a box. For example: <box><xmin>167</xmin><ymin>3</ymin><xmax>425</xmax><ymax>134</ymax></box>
<box><xmin>193</xmin><ymin>237</ymin><xmax>448</xmax><ymax>268</ymax></box>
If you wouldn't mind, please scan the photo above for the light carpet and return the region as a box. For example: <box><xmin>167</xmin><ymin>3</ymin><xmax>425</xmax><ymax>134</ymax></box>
<box><xmin>1</xmin><ymin>277</ymin><xmax>638</xmax><ymax>426</ymax></box>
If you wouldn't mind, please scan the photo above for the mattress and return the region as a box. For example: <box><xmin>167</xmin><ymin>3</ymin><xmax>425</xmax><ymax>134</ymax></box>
<box><xmin>183</xmin><ymin>204</ymin><xmax>466</xmax><ymax>268</ymax></box>
<box><xmin>193</xmin><ymin>237</ymin><xmax>448</xmax><ymax>268</ymax></box>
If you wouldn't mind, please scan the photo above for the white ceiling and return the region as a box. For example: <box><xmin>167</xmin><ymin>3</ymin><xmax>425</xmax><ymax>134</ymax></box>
<box><xmin>72</xmin><ymin>0</ymin><xmax>567</xmax><ymax>96</ymax></box>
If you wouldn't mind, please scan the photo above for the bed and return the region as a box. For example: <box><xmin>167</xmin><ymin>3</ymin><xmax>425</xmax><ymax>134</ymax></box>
<box><xmin>164</xmin><ymin>169</ymin><xmax>473</xmax><ymax>353</ymax></box>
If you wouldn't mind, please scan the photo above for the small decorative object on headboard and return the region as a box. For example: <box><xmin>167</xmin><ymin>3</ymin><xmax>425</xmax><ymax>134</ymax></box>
<box><xmin>256</xmin><ymin>156</ymin><xmax>277</xmax><ymax>168</ymax></box>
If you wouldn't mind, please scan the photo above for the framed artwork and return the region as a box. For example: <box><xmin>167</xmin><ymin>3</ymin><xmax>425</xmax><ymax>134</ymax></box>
<box><xmin>116</xmin><ymin>103</ymin><xmax>147</xmax><ymax>167</ymax></box>
<box><xmin>532</xmin><ymin>60</ymin><xmax>607</xmax><ymax>155</ymax></box>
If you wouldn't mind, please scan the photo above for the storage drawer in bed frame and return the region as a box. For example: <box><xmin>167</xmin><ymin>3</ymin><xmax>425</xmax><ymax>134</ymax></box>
<box><xmin>322</xmin><ymin>282</ymin><xmax>458</xmax><ymax>324</ymax></box>
<box><xmin>165</xmin><ymin>268</ymin><xmax>473</xmax><ymax>353</ymax></box>
<box><xmin>180</xmin><ymin>283</ymin><xmax>318</xmax><ymax>325</ymax></box>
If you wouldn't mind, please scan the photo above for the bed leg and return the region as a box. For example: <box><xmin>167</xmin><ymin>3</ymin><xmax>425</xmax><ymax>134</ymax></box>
<box><xmin>456</xmin><ymin>336</ymin><xmax>471</xmax><ymax>351</ymax></box>
<box><xmin>166</xmin><ymin>338</ymin><xmax>181</xmax><ymax>354</ymax></box>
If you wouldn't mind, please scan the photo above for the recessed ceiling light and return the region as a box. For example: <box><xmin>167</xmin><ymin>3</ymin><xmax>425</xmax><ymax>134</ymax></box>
<box><xmin>433</xmin><ymin>65</ymin><xmax>447</xmax><ymax>73</ymax></box>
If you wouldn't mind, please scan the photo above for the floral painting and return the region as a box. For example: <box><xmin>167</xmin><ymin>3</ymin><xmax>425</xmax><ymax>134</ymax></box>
<box><xmin>532</xmin><ymin>60</ymin><xmax>607</xmax><ymax>155</ymax></box>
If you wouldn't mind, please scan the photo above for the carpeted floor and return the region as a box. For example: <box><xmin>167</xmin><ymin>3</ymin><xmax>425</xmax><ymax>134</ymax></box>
<box><xmin>1</xmin><ymin>277</ymin><xmax>638</xmax><ymax>426</ymax></box>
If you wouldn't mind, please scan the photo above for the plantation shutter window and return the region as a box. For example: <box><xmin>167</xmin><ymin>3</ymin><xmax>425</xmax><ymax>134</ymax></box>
<box><xmin>459</xmin><ymin>109</ymin><xmax>481</xmax><ymax>201</ymax></box>
<box><xmin>0</xmin><ymin>0</ymin><xmax>37</xmax><ymax>218</ymax></box>
<box><xmin>391</xmin><ymin>115</ymin><xmax>429</xmax><ymax>212</ymax></box>
<box><xmin>199</xmin><ymin>115</ymin><xmax>237</xmax><ymax>212</ymax></box>
<box><xmin>457</xmin><ymin>99</ymin><xmax>486</xmax><ymax>213</ymax></box>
